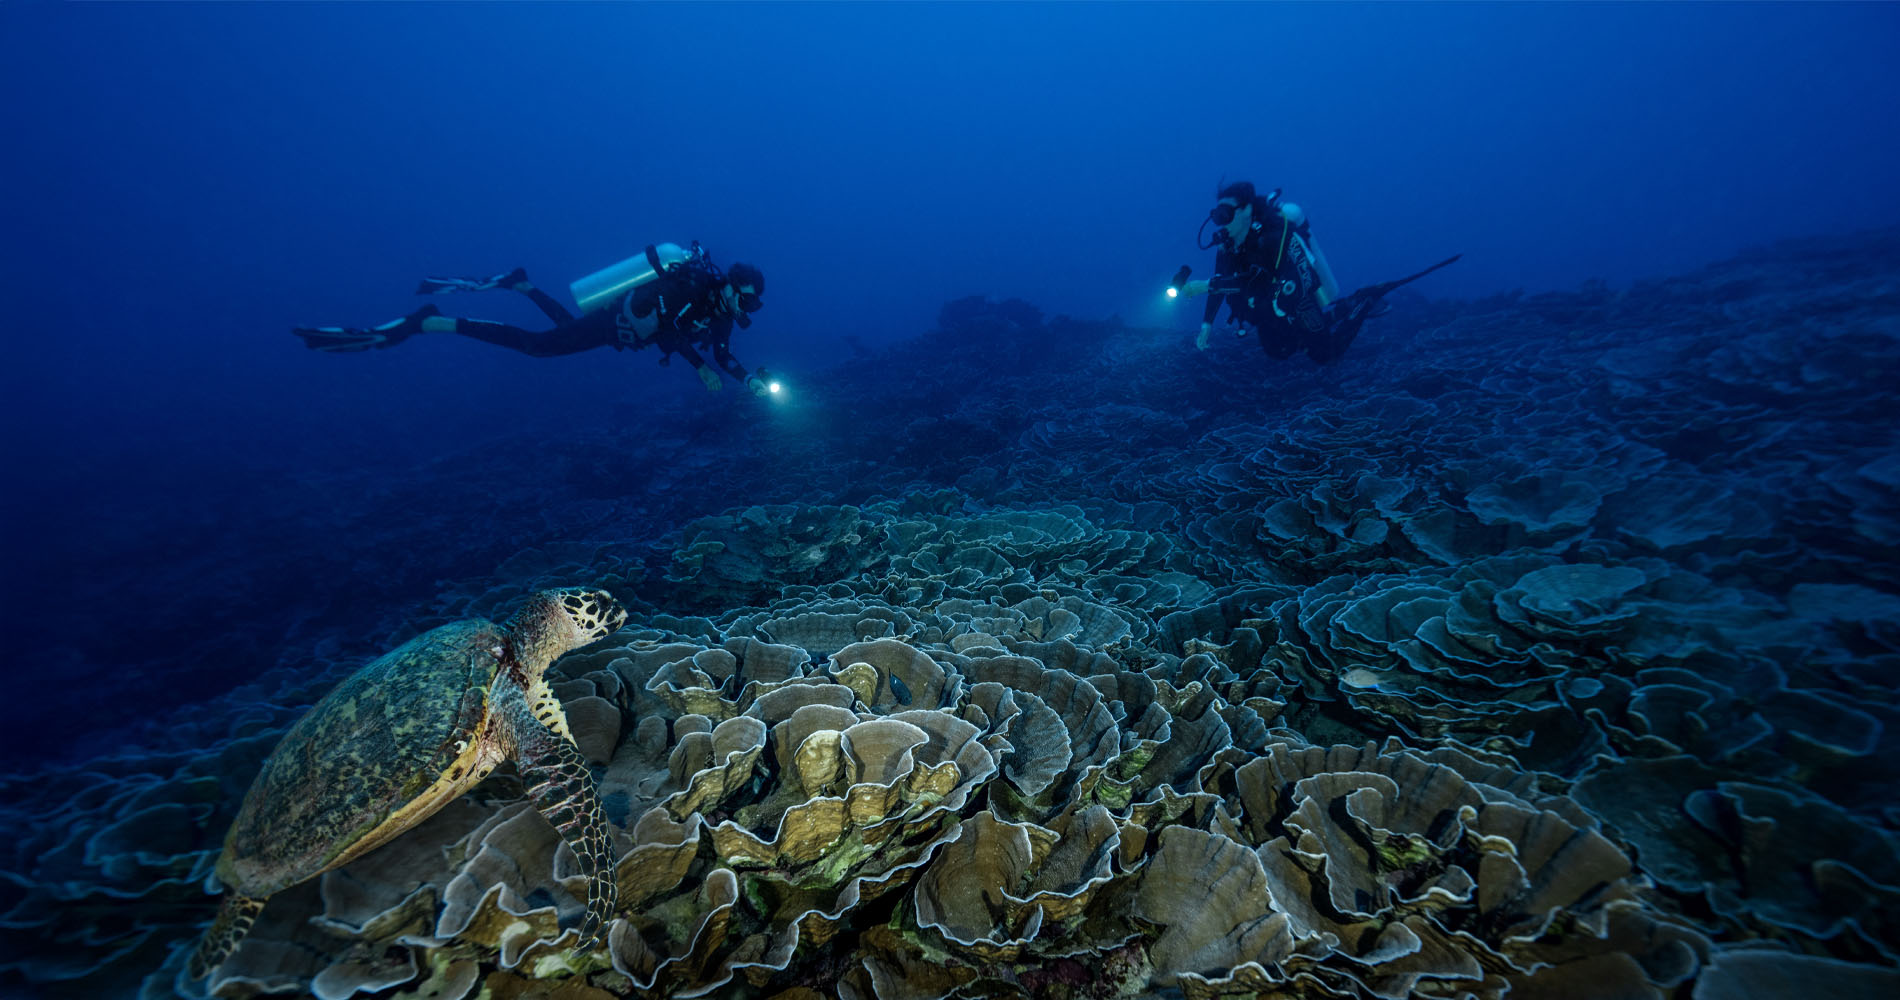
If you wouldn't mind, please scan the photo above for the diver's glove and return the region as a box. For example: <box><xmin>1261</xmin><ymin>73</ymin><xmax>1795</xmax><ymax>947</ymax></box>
<box><xmin>695</xmin><ymin>365</ymin><xmax>721</xmax><ymax>392</ymax></box>
<box><xmin>745</xmin><ymin>375</ymin><xmax>769</xmax><ymax>397</ymax></box>
<box><xmin>1182</xmin><ymin>279</ymin><xmax>1211</xmax><ymax>298</ymax></box>
<box><xmin>1195</xmin><ymin>323</ymin><xmax>1212</xmax><ymax>351</ymax></box>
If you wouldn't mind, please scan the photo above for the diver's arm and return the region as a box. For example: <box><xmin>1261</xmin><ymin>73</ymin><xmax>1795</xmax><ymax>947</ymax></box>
<box><xmin>710</xmin><ymin>323</ymin><xmax>769</xmax><ymax>395</ymax></box>
<box><xmin>709</xmin><ymin>320</ymin><xmax>750</xmax><ymax>381</ymax></box>
<box><xmin>1202</xmin><ymin>247</ymin><xmax>1238</xmax><ymax>324</ymax></box>
<box><xmin>1197</xmin><ymin>289</ymin><xmax>1222</xmax><ymax>351</ymax></box>
<box><xmin>659</xmin><ymin>332</ymin><xmax>709</xmax><ymax>372</ymax></box>
<box><xmin>1197</xmin><ymin>254</ymin><xmax>1224</xmax><ymax>349</ymax></box>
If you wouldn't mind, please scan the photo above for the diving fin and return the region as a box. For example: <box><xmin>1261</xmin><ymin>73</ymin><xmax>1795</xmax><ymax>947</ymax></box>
<box><xmin>415</xmin><ymin>268</ymin><xmax>527</xmax><ymax>295</ymax></box>
<box><xmin>293</xmin><ymin>326</ymin><xmax>388</xmax><ymax>352</ymax></box>
<box><xmin>1349</xmin><ymin>254</ymin><xmax>1462</xmax><ymax>303</ymax></box>
<box><xmin>293</xmin><ymin>304</ymin><xmax>440</xmax><ymax>353</ymax></box>
<box><xmin>1320</xmin><ymin>255</ymin><xmax>1462</xmax><ymax>363</ymax></box>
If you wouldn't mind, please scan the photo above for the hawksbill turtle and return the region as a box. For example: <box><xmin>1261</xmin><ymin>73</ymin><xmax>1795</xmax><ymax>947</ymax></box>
<box><xmin>187</xmin><ymin>587</ymin><xmax>629</xmax><ymax>980</ymax></box>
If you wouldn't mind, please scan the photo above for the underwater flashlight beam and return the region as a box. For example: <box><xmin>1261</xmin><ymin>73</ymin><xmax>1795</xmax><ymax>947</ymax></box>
<box><xmin>1166</xmin><ymin>264</ymin><xmax>1192</xmax><ymax>300</ymax></box>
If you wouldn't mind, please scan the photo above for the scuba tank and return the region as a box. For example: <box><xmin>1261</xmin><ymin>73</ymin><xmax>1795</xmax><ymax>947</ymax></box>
<box><xmin>1276</xmin><ymin>202</ymin><xmax>1340</xmax><ymax>309</ymax></box>
<box><xmin>569</xmin><ymin>242</ymin><xmax>690</xmax><ymax>314</ymax></box>
<box><xmin>1302</xmin><ymin>233</ymin><xmax>1341</xmax><ymax>309</ymax></box>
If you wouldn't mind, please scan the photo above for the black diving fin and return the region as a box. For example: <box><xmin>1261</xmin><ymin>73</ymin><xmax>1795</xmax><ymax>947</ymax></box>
<box><xmin>1320</xmin><ymin>254</ymin><xmax>1462</xmax><ymax>363</ymax></box>
<box><xmin>293</xmin><ymin>325</ymin><xmax>389</xmax><ymax>353</ymax></box>
<box><xmin>293</xmin><ymin>305</ymin><xmax>440</xmax><ymax>353</ymax></box>
<box><xmin>1349</xmin><ymin>254</ymin><xmax>1462</xmax><ymax>303</ymax></box>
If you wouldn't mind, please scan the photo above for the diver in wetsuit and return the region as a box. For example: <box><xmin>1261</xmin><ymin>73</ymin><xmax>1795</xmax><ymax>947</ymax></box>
<box><xmin>1179</xmin><ymin>180</ymin><xmax>1458</xmax><ymax>364</ymax></box>
<box><xmin>294</xmin><ymin>243</ymin><xmax>772</xmax><ymax>396</ymax></box>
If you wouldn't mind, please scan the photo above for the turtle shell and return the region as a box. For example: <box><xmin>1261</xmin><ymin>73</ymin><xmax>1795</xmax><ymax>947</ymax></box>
<box><xmin>217</xmin><ymin>619</ymin><xmax>507</xmax><ymax>896</ymax></box>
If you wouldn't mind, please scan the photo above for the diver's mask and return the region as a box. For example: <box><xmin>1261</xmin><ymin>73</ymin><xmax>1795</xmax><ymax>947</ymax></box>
<box><xmin>1198</xmin><ymin>199</ymin><xmax>1245</xmax><ymax>249</ymax></box>
<box><xmin>1197</xmin><ymin>187</ymin><xmax>1283</xmax><ymax>250</ymax></box>
<box><xmin>724</xmin><ymin>285</ymin><xmax>762</xmax><ymax>328</ymax></box>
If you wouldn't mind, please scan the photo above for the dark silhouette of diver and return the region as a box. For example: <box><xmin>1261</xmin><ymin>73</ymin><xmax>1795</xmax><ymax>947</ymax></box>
<box><xmin>294</xmin><ymin>243</ymin><xmax>773</xmax><ymax>395</ymax></box>
<box><xmin>1178</xmin><ymin>181</ymin><xmax>1459</xmax><ymax>364</ymax></box>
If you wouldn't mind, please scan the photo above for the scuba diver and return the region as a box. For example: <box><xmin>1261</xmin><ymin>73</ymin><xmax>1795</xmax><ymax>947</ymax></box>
<box><xmin>294</xmin><ymin>242</ymin><xmax>773</xmax><ymax>396</ymax></box>
<box><xmin>1176</xmin><ymin>180</ymin><xmax>1459</xmax><ymax>364</ymax></box>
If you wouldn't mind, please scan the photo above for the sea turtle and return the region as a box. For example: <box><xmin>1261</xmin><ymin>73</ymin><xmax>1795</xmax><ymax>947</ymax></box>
<box><xmin>187</xmin><ymin>587</ymin><xmax>629</xmax><ymax>980</ymax></box>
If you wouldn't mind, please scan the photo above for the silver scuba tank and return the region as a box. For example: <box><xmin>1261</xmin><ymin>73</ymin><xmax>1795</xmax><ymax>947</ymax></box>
<box><xmin>1277</xmin><ymin>203</ymin><xmax>1341</xmax><ymax>308</ymax></box>
<box><xmin>569</xmin><ymin>242</ymin><xmax>688</xmax><ymax>314</ymax></box>
<box><xmin>1290</xmin><ymin>232</ymin><xmax>1341</xmax><ymax>309</ymax></box>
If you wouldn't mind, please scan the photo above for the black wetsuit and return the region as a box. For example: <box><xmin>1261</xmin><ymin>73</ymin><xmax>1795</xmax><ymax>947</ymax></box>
<box><xmin>1203</xmin><ymin>204</ymin><xmax>1340</xmax><ymax>363</ymax></box>
<box><xmin>452</xmin><ymin>266</ymin><xmax>753</xmax><ymax>382</ymax></box>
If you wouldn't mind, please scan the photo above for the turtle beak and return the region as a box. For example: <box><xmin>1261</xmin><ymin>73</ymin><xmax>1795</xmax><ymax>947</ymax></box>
<box><xmin>598</xmin><ymin>592</ymin><xmax>629</xmax><ymax>635</ymax></box>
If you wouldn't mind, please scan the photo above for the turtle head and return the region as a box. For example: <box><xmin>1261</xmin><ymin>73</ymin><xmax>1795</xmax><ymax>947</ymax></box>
<box><xmin>506</xmin><ymin>588</ymin><xmax>629</xmax><ymax>674</ymax></box>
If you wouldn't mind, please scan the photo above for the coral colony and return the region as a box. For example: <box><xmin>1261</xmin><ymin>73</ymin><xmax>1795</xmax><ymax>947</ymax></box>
<box><xmin>6</xmin><ymin>232</ymin><xmax>1899</xmax><ymax>998</ymax></box>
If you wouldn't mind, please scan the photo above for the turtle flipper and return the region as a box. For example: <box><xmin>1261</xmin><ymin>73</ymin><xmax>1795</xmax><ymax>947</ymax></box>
<box><xmin>502</xmin><ymin>687</ymin><xmax>617</xmax><ymax>947</ymax></box>
<box><xmin>187</xmin><ymin>892</ymin><xmax>266</xmax><ymax>980</ymax></box>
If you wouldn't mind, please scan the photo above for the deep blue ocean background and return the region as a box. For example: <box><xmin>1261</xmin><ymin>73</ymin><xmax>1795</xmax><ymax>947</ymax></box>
<box><xmin>5</xmin><ymin>4</ymin><xmax>1900</xmax><ymax>999</ymax></box>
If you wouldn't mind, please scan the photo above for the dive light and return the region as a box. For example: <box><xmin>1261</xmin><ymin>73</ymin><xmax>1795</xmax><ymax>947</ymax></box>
<box><xmin>1166</xmin><ymin>265</ymin><xmax>1192</xmax><ymax>298</ymax></box>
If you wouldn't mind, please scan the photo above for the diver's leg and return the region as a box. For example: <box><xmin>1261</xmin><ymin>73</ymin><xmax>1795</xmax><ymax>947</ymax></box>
<box><xmin>511</xmin><ymin>280</ymin><xmax>577</xmax><ymax>325</ymax></box>
<box><xmin>442</xmin><ymin>310</ymin><xmax>613</xmax><ymax>358</ymax></box>
<box><xmin>417</xmin><ymin>268</ymin><xmax>578</xmax><ymax>325</ymax></box>
<box><xmin>446</xmin><ymin>320</ymin><xmax>593</xmax><ymax>358</ymax></box>
<box><xmin>1253</xmin><ymin>318</ymin><xmax>1302</xmax><ymax>360</ymax></box>
<box><xmin>1309</xmin><ymin>292</ymin><xmax>1385</xmax><ymax>365</ymax></box>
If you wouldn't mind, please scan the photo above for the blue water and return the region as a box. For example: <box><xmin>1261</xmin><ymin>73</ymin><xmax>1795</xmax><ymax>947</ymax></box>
<box><xmin>3</xmin><ymin>4</ymin><xmax>1899</xmax><ymax>998</ymax></box>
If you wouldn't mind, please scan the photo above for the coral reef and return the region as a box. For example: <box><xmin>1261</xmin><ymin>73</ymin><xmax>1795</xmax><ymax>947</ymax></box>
<box><xmin>5</xmin><ymin>230</ymin><xmax>1900</xmax><ymax>998</ymax></box>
